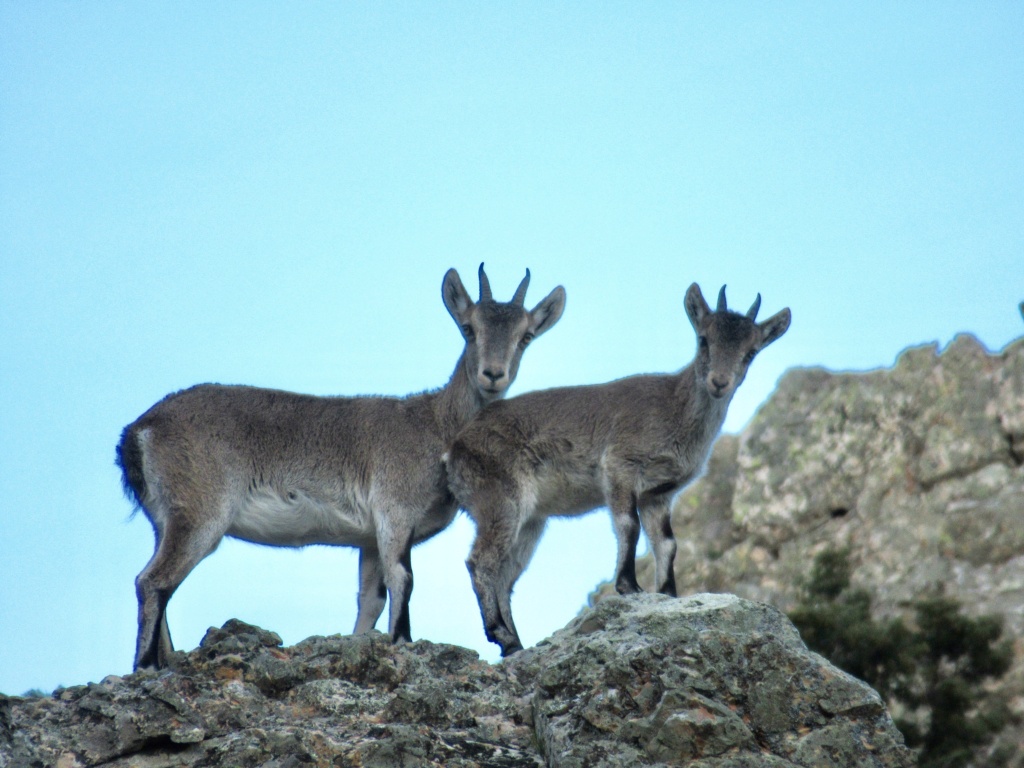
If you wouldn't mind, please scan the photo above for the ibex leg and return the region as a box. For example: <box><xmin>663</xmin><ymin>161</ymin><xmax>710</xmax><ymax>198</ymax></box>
<box><xmin>376</xmin><ymin>512</ymin><xmax>415</xmax><ymax>643</ymax></box>
<box><xmin>466</xmin><ymin>497</ymin><xmax>523</xmax><ymax>656</ymax></box>
<box><xmin>134</xmin><ymin>509</ymin><xmax>227</xmax><ymax>670</ymax></box>
<box><xmin>608</xmin><ymin>485</ymin><xmax>642</xmax><ymax>594</ymax></box>
<box><xmin>353</xmin><ymin>547</ymin><xmax>387</xmax><ymax>634</ymax></box>
<box><xmin>493</xmin><ymin>516</ymin><xmax>546</xmax><ymax>654</ymax></box>
<box><xmin>639</xmin><ymin>497</ymin><xmax>677</xmax><ymax>596</ymax></box>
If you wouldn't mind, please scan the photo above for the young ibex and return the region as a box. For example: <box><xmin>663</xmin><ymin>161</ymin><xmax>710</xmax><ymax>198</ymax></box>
<box><xmin>117</xmin><ymin>265</ymin><xmax>565</xmax><ymax>670</ymax></box>
<box><xmin>446</xmin><ymin>283</ymin><xmax>790</xmax><ymax>656</ymax></box>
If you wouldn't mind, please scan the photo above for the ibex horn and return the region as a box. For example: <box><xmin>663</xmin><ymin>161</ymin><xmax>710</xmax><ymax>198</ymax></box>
<box><xmin>746</xmin><ymin>293</ymin><xmax>761</xmax><ymax>320</ymax></box>
<box><xmin>512</xmin><ymin>268</ymin><xmax>531</xmax><ymax>306</ymax></box>
<box><xmin>717</xmin><ymin>285</ymin><xmax>728</xmax><ymax>312</ymax></box>
<box><xmin>478</xmin><ymin>263</ymin><xmax>493</xmax><ymax>302</ymax></box>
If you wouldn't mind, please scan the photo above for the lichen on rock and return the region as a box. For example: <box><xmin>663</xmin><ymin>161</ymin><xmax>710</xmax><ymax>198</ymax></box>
<box><xmin>609</xmin><ymin>334</ymin><xmax>1024</xmax><ymax>764</ymax></box>
<box><xmin>1</xmin><ymin>595</ymin><xmax>912</xmax><ymax>767</ymax></box>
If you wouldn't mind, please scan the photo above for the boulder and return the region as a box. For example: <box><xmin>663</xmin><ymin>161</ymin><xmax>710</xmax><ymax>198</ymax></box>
<box><xmin>608</xmin><ymin>335</ymin><xmax>1024</xmax><ymax>764</ymax></box>
<box><xmin>1</xmin><ymin>595</ymin><xmax>912</xmax><ymax>767</ymax></box>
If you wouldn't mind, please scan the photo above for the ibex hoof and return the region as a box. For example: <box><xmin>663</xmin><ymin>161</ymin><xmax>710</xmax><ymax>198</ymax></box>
<box><xmin>500</xmin><ymin>641</ymin><xmax>524</xmax><ymax>657</ymax></box>
<box><xmin>614</xmin><ymin>580</ymin><xmax>642</xmax><ymax>595</ymax></box>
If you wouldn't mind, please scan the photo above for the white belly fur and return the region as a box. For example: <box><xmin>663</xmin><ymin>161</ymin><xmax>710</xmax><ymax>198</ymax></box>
<box><xmin>227</xmin><ymin>485</ymin><xmax>374</xmax><ymax>548</ymax></box>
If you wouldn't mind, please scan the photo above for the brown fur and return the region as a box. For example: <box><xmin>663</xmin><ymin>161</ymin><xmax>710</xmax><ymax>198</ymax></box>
<box><xmin>117</xmin><ymin>266</ymin><xmax>565</xmax><ymax>670</ymax></box>
<box><xmin>446</xmin><ymin>283</ymin><xmax>790</xmax><ymax>656</ymax></box>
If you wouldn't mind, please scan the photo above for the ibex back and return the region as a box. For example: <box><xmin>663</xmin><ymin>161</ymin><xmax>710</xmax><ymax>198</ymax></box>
<box><xmin>118</xmin><ymin>265</ymin><xmax>565</xmax><ymax>670</ymax></box>
<box><xmin>446</xmin><ymin>283</ymin><xmax>790</xmax><ymax>656</ymax></box>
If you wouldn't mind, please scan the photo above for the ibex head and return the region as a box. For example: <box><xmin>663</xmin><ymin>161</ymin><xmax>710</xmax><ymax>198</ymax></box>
<box><xmin>443</xmin><ymin>264</ymin><xmax>566</xmax><ymax>403</ymax></box>
<box><xmin>684</xmin><ymin>283</ymin><xmax>791</xmax><ymax>400</ymax></box>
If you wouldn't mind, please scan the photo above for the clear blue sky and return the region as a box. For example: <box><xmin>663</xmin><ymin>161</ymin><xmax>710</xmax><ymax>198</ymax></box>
<box><xmin>1</xmin><ymin>3</ymin><xmax>1021</xmax><ymax>695</ymax></box>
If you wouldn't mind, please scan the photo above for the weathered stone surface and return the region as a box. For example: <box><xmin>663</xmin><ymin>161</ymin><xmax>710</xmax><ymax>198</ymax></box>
<box><xmin>508</xmin><ymin>593</ymin><xmax>910</xmax><ymax>768</ymax></box>
<box><xmin>1</xmin><ymin>618</ymin><xmax>538</xmax><ymax>768</ymax></box>
<box><xmin>609</xmin><ymin>334</ymin><xmax>1024</xmax><ymax>765</ymax></box>
<box><xmin>1</xmin><ymin>597</ymin><xmax>911</xmax><ymax>767</ymax></box>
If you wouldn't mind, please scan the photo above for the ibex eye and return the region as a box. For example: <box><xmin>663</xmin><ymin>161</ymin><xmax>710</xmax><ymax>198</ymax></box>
<box><xmin>743</xmin><ymin>350</ymin><xmax>756</xmax><ymax>364</ymax></box>
<box><xmin>462</xmin><ymin>325</ymin><xmax>476</xmax><ymax>340</ymax></box>
<box><xmin>520</xmin><ymin>332</ymin><xmax>535</xmax><ymax>347</ymax></box>
<box><xmin>699</xmin><ymin>336</ymin><xmax>709</xmax><ymax>350</ymax></box>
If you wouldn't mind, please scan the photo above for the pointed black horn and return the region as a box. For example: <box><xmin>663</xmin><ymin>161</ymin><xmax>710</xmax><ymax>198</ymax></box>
<box><xmin>512</xmin><ymin>268</ymin><xmax>531</xmax><ymax>306</ymax></box>
<box><xmin>478</xmin><ymin>263</ymin><xmax>492</xmax><ymax>302</ymax></box>
<box><xmin>746</xmin><ymin>293</ymin><xmax>761</xmax><ymax>320</ymax></box>
<box><xmin>717</xmin><ymin>285</ymin><xmax>728</xmax><ymax>312</ymax></box>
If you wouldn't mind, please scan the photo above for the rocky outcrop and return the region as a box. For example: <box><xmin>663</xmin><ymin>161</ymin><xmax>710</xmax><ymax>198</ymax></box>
<box><xmin>1</xmin><ymin>594</ymin><xmax>912</xmax><ymax>767</ymax></box>
<box><xmin>611</xmin><ymin>334</ymin><xmax>1024</xmax><ymax>764</ymax></box>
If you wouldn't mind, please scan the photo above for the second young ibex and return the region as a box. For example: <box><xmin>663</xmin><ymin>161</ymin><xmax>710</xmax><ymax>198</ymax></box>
<box><xmin>445</xmin><ymin>283</ymin><xmax>790</xmax><ymax>656</ymax></box>
<box><xmin>117</xmin><ymin>265</ymin><xmax>565</xmax><ymax>670</ymax></box>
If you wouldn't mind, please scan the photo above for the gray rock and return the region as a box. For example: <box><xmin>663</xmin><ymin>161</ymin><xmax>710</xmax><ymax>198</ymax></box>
<box><xmin>610</xmin><ymin>334</ymin><xmax>1024</xmax><ymax>765</ymax></box>
<box><xmin>0</xmin><ymin>597</ymin><xmax>911</xmax><ymax>767</ymax></box>
<box><xmin>510</xmin><ymin>593</ymin><xmax>911</xmax><ymax>768</ymax></box>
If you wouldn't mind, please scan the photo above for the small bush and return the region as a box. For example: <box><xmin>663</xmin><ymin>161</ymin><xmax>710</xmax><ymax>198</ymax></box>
<box><xmin>789</xmin><ymin>548</ymin><xmax>1015</xmax><ymax>768</ymax></box>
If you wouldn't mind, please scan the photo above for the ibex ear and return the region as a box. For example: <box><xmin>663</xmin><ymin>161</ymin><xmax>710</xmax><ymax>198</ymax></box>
<box><xmin>758</xmin><ymin>308</ymin><xmax>791</xmax><ymax>348</ymax></box>
<box><xmin>684</xmin><ymin>283</ymin><xmax>710</xmax><ymax>331</ymax></box>
<box><xmin>442</xmin><ymin>268</ymin><xmax>473</xmax><ymax>325</ymax></box>
<box><xmin>528</xmin><ymin>285</ymin><xmax>566</xmax><ymax>338</ymax></box>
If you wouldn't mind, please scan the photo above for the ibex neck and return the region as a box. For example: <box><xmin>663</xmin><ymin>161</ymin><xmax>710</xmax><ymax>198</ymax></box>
<box><xmin>677</xmin><ymin>362</ymin><xmax>730</xmax><ymax>429</ymax></box>
<box><xmin>432</xmin><ymin>350</ymin><xmax>488</xmax><ymax>443</ymax></box>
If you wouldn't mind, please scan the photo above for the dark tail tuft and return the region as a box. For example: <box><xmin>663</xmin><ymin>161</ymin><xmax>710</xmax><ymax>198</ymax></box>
<box><xmin>116</xmin><ymin>426</ymin><xmax>146</xmax><ymax>511</ymax></box>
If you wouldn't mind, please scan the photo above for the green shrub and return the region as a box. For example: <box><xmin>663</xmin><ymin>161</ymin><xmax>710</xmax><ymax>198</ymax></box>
<box><xmin>789</xmin><ymin>548</ymin><xmax>1015</xmax><ymax>768</ymax></box>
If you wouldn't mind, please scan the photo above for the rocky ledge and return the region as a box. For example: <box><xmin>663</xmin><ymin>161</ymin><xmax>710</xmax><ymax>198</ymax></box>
<box><xmin>1</xmin><ymin>593</ymin><xmax>911</xmax><ymax>767</ymax></box>
<box><xmin>611</xmin><ymin>333</ymin><xmax>1024</xmax><ymax>763</ymax></box>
